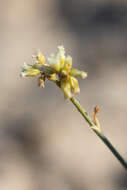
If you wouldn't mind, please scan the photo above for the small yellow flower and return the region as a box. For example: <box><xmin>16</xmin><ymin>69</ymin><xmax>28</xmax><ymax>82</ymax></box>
<box><xmin>60</xmin><ymin>76</ymin><xmax>80</xmax><ymax>99</ymax></box>
<box><xmin>61</xmin><ymin>56</ymin><xmax>72</xmax><ymax>76</ymax></box>
<box><xmin>32</xmin><ymin>51</ymin><xmax>45</xmax><ymax>65</ymax></box>
<box><xmin>20</xmin><ymin>63</ymin><xmax>41</xmax><ymax>77</ymax></box>
<box><xmin>47</xmin><ymin>46</ymin><xmax>86</xmax><ymax>98</ymax></box>
<box><xmin>61</xmin><ymin>78</ymin><xmax>72</xmax><ymax>99</ymax></box>
<box><xmin>48</xmin><ymin>46</ymin><xmax>65</xmax><ymax>72</ymax></box>
<box><xmin>69</xmin><ymin>76</ymin><xmax>80</xmax><ymax>94</ymax></box>
<box><xmin>20</xmin><ymin>45</ymin><xmax>87</xmax><ymax>99</ymax></box>
<box><xmin>69</xmin><ymin>69</ymin><xmax>87</xmax><ymax>79</ymax></box>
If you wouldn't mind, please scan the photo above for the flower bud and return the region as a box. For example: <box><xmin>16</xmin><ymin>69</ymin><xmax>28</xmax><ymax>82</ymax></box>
<box><xmin>36</xmin><ymin>52</ymin><xmax>45</xmax><ymax>65</ymax></box>
<box><xmin>80</xmin><ymin>71</ymin><xmax>87</xmax><ymax>79</ymax></box>
<box><xmin>70</xmin><ymin>69</ymin><xmax>87</xmax><ymax>79</ymax></box>
<box><xmin>63</xmin><ymin>56</ymin><xmax>72</xmax><ymax>73</ymax></box>
<box><xmin>21</xmin><ymin>63</ymin><xmax>40</xmax><ymax>77</ymax></box>
<box><xmin>70</xmin><ymin>76</ymin><xmax>80</xmax><ymax>94</ymax></box>
<box><xmin>61</xmin><ymin>79</ymin><xmax>72</xmax><ymax>99</ymax></box>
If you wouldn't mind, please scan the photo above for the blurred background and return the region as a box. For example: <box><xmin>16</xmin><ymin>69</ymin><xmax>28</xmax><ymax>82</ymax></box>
<box><xmin>0</xmin><ymin>0</ymin><xmax>127</xmax><ymax>189</ymax></box>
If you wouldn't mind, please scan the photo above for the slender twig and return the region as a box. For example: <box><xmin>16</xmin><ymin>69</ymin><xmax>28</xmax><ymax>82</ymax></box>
<box><xmin>71</xmin><ymin>97</ymin><xmax>127</xmax><ymax>170</ymax></box>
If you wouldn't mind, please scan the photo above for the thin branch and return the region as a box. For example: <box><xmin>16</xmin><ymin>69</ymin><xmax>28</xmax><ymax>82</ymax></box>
<box><xmin>71</xmin><ymin>97</ymin><xmax>127</xmax><ymax>170</ymax></box>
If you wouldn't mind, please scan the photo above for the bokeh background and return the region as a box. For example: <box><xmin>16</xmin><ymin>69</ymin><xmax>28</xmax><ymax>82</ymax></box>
<box><xmin>0</xmin><ymin>0</ymin><xmax>127</xmax><ymax>189</ymax></box>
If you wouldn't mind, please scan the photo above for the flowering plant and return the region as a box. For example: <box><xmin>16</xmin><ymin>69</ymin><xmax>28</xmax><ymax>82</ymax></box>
<box><xmin>21</xmin><ymin>46</ymin><xmax>127</xmax><ymax>170</ymax></box>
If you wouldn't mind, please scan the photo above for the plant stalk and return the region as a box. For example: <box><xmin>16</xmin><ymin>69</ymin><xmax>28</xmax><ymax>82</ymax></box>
<box><xmin>70</xmin><ymin>97</ymin><xmax>127</xmax><ymax>170</ymax></box>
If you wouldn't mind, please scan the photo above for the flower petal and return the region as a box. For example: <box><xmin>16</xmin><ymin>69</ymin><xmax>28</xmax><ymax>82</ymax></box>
<box><xmin>33</xmin><ymin>51</ymin><xmax>45</xmax><ymax>65</ymax></box>
<box><xmin>70</xmin><ymin>69</ymin><xmax>87</xmax><ymax>79</ymax></box>
<box><xmin>61</xmin><ymin>79</ymin><xmax>72</xmax><ymax>99</ymax></box>
<box><xmin>21</xmin><ymin>68</ymin><xmax>40</xmax><ymax>77</ymax></box>
<box><xmin>63</xmin><ymin>56</ymin><xmax>72</xmax><ymax>73</ymax></box>
<box><xmin>48</xmin><ymin>45</ymin><xmax>66</xmax><ymax>72</ymax></box>
<box><xmin>70</xmin><ymin>76</ymin><xmax>80</xmax><ymax>94</ymax></box>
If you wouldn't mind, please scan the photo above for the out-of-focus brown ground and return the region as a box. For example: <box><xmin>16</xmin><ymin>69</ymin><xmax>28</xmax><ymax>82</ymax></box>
<box><xmin>0</xmin><ymin>0</ymin><xmax>127</xmax><ymax>189</ymax></box>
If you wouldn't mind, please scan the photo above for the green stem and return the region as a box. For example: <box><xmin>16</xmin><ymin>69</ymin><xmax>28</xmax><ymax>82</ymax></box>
<box><xmin>70</xmin><ymin>97</ymin><xmax>127</xmax><ymax>170</ymax></box>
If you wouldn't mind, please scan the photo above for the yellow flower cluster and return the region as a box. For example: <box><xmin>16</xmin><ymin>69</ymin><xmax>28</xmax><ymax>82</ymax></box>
<box><xmin>20</xmin><ymin>46</ymin><xmax>87</xmax><ymax>99</ymax></box>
